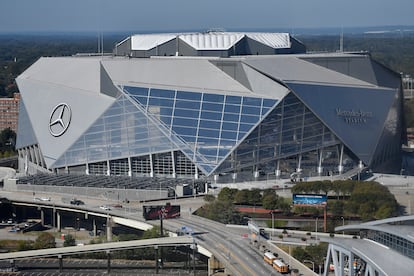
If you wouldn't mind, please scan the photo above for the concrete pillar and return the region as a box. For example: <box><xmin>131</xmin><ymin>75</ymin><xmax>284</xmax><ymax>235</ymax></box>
<box><xmin>106</xmin><ymin>250</ymin><xmax>111</xmax><ymax>273</ymax></box>
<box><xmin>57</xmin><ymin>211</ymin><xmax>61</xmax><ymax>232</ymax></box>
<box><xmin>155</xmin><ymin>245</ymin><xmax>159</xmax><ymax>274</ymax></box>
<box><xmin>93</xmin><ymin>219</ymin><xmax>97</xmax><ymax>237</ymax></box>
<box><xmin>58</xmin><ymin>255</ymin><xmax>63</xmax><ymax>272</ymax></box>
<box><xmin>106</xmin><ymin>216</ymin><xmax>112</xmax><ymax>242</ymax></box>
<box><xmin>40</xmin><ymin>208</ymin><xmax>45</xmax><ymax>226</ymax></box>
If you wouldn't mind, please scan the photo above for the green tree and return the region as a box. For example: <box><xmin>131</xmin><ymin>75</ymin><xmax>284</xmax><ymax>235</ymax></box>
<box><xmin>217</xmin><ymin>187</ymin><xmax>237</xmax><ymax>202</ymax></box>
<box><xmin>0</xmin><ymin>128</ymin><xmax>16</xmax><ymax>148</ymax></box>
<box><xmin>63</xmin><ymin>234</ymin><xmax>76</xmax><ymax>247</ymax></box>
<box><xmin>234</xmin><ymin>189</ymin><xmax>250</xmax><ymax>204</ymax></box>
<box><xmin>34</xmin><ymin>232</ymin><xmax>56</xmax><ymax>249</ymax></box>
<box><xmin>247</xmin><ymin>188</ymin><xmax>262</xmax><ymax>206</ymax></box>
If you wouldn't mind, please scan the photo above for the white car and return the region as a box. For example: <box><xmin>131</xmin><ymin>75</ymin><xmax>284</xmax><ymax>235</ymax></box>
<box><xmin>99</xmin><ymin>205</ymin><xmax>111</xmax><ymax>211</ymax></box>
<box><xmin>35</xmin><ymin>197</ymin><xmax>51</xmax><ymax>201</ymax></box>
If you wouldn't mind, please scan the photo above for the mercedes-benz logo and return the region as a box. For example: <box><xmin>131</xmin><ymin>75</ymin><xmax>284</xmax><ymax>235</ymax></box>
<box><xmin>49</xmin><ymin>103</ymin><xmax>71</xmax><ymax>137</ymax></box>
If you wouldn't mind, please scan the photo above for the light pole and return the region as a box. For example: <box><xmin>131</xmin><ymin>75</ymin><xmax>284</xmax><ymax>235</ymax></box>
<box><xmin>304</xmin><ymin>260</ymin><xmax>315</xmax><ymax>272</ymax></box>
<box><xmin>271</xmin><ymin>211</ymin><xmax>274</xmax><ymax>239</ymax></box>
<box><xmin>341</xmin><ymin>216</ymin><xmax>345</xmax><ymax>236</ymax></box>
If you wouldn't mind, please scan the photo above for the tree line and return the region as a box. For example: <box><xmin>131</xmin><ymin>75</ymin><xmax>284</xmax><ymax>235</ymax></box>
<box><xmin>197</xmin><ymin>179</ymin><xmax>399</xmax><ymax>225</ymax></box>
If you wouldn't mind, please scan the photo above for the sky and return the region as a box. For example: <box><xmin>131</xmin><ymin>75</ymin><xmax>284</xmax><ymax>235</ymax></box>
<box><xmin>1</xmin><ymin>0</ymin><xmax>414</xmax><ymax>33</ymax></box>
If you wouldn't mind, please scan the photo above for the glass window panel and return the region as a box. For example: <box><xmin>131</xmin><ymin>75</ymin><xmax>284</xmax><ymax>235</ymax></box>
<box><xmin>222</xmin><ymin>122</ymin><xmax>238</xmax><ymax>131</ymax></box>
<box><xmin>203</xmin><ymin>93</ymin><xmax>224</xmax><ymax>103</ymax></box>
<box><xmin>174</xmin><ymin>117</ymin><xmax>199</xmax><ymax>128</ymax></box>
<box><xmin>180</xmin><ymin>135</ymin><xmax>197</xmax><ymax>142</ymax></box>
<box><xmin>201</xmin><ymin>111</ymin><xmax>222</xmax><ymax>121</ymax></box>
<box><xmin>242</xmin><ymin>105</ymin><xmax>261</xmax><ymax>115</ymax></box>
<box><xmin>223</xmin><ymin>113</ymin><xmax>239</xmax><ymax>122</ymax></box>
<box><xmin>172</xmin><ymin>126</ymin><xmax>197</xmax><ymax>136</ymax></box>
<box><xmin>197</xmin><ymin>150</ymin><xmax>217</xmax><ymax>160</ymax></box>
<box><xmin>226</xmin><ymin>95</ymin><xmax>242</xmax><ymax>105</ymax></box>
<box><xmin>198</xmin><ymin>128</ymin><xmax>220</xmax><ymax>138</ymax></box>
<box><xmin>124</xmin><ymin>86</ymin><xmax>148</xmax><ymax>96</ymax></box>
<box><xmin>239</xmin><ymin>123</ymin><xmax>254</xmax><ymax>132</ymax></box>
<box><xmin>240</xmin><ymin>114</ymin><xmax>259</xmax><ymax>124</ymax></box>
<box><xmin>243</xmin><ymin>97</ymin><xmax>262</xmax><ymax>106</ymax></box>
<box><xmin>149</xmin><ymin>88</ymin><xmax>175</xmax><ymax>99</ymax></box>
<box><xmin>88</xmin><ymin>123</ymin><xmax>104</xmax><ymax>133</ymax></box>
<box><xmin>158</xmin><ymin>107</ymin><xmax>173</xmax><ymax>117</ymax></box>
<box><xmin>199</xmin><ymin>120</ymin><xmax>221</xmax><ymax>129</ymax></box>
<box><xmin>197</xmin><ymin>137</ymin><xmax>218</xmax><ymax>146</ymax></box>
<box><xmin>148</xmin><ymin>97</ymin><xmax>174</xmax><ymax>108</ymax></box>
<box><xmin>160</xmin><ymin>116</ymin><xmax>171</xmax><ymax>126</ymax></box>
<box><xmin>131</xmin><ymin>96</ymin><xmax>148</xmax><ymax>106</ymax></box>
<box><xmin>202</xmin><ymin>102</ymin><xmax>223</xmax><ymax>112</ymax></box>
<box><xmin>224</xmin><ymin>104</ymin><xmax>241</xmax><ymax>114</ymax></box>
<box><xmin>218</xmin><ymin>148</ymin><xmax>231</xmax><ymax>158</ymax></box>
<box><xmin>263</xmin><ymin>99</ymin><xmax>277</xmax><ymax>108</ymax></box>
<box><xmin>221</xmin><ymin>130</ymin><xmax>238</xmax><ymax>140</ymax></box>
<box><xmin>177</xmin><ymin>91</ymin><xmax>202</xmax><ymax>101</ymax></box>
<box><xmin>174</xmin><ymin>108</ymin><xmax>199</xmax><ymax>118</ymax></box>
<box><xmin>175</xmin><ymin>100</ymin><xmax>200</xmax><ymax>110</ymax></box>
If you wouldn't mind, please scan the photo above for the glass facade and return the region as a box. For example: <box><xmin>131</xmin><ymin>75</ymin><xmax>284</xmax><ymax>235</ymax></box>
<box><xmin>48</xmin><ymin>85</ymin><xmax>359</xmax><ymax>179</ymax></box>
<box><xmin>365</xmin><ymin>229</ymin><xmax>414</xmax><ymax>260</ymax></box>
<box><xmin>123</xmin><ymin>86</ymin><xmax>277</xmax><ymax>175</ymax></box>
<box><xmin>217</xmin><ymin>93</ymin><xmax>343</xmax><ymax>176</ymax></box>
<box><xmin>53</xmin><ymin>95</ymin><xmax>178</xmax><ymax>168</ymax></box>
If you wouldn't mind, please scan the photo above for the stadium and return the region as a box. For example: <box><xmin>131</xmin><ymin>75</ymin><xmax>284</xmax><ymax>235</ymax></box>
<box><xmin>15</xmin><ymin>31</ymin><xmax>406</xmax><ymax>184</ymax></box>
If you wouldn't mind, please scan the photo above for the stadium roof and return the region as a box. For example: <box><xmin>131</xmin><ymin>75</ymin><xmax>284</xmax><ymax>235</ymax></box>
<box><xmin>125</xmin><ymin>32</ymin><xmax>292</xmax><ymax>51</ymax></box>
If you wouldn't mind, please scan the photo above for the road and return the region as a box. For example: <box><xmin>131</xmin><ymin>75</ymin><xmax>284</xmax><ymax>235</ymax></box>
<box><xmin>0</xmin><ymin>189</ymin><xmax>292</xmax><ymax>276</ymax></box>
<box><xmin>164</xmin><ymin>215</ymin><xmax>276</xmax><ymax>276</ymax></box>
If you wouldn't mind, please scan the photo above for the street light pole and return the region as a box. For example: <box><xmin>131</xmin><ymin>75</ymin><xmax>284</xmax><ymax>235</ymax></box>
<box><xmin>271</xmin><ymin>211</ymin><xmax>274</xmax><ymax>239</ymax></box>
<box><xmin>341</xmin><ymin>216</ymin><xmax>345</xmax><ymax>236</ymax></box>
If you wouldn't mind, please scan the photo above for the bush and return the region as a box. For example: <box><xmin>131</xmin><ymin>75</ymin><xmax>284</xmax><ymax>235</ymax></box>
<box><xmin>34</xmin><ymin>232</ymin><xmax>56</xmax><ymax>249</ymax></box>
<box><xmin>63</xmin><ymin>234</ymin><xmax>76</xmax><ymax>247</ymax></box>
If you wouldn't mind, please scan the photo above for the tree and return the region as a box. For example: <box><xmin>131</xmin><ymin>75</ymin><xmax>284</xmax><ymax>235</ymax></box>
<box><xmin>217</xmin><ymin>187</ymin><xmax>237</xmax><ymax>202</ymax></box>
<box><xmin>234</xmin><ymin>189</ymin><xmax>250</xmax><ymax>204</ymax></box>
<box><xmin>0</xmin><ymin>128</ymin><xmax>16</xmax><ymax>148</ymax></box>
<box><xmin>34</xmin><ymin>232</ymin><xmax>56</xmax><ymax>249</ymax></box>
<box><xmin>63</xmin><ymin>234</ymin><xmax>76</xmax><ymax>247</ymax></box>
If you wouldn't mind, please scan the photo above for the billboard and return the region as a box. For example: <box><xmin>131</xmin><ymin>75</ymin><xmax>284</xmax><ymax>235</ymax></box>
<box><xmin>143</xmin><ymin>204</ymin><xmax>180</xmax><ymax>220</ymax></box>
<box><xmin>292</xmin><ymin>194</ymin><xmax>327</xmax><ymax>206</ymax></box>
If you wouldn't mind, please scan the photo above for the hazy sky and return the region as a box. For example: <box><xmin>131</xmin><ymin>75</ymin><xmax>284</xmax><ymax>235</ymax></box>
<box><xmin>1</xmin><ymin>0</ymin><xmax>414</xmax><ymax>33</ymax></box>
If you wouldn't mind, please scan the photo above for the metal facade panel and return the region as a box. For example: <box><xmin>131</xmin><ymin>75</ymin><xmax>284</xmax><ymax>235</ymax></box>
<box><xmin>179</xmin><ymin>33</ymin><xmax>244</xmax><ymax>50</ymax></box>
<box><xmin>245</xmin><ymin>33</ymin><xmax>291</xmax><ymax>49</ymax></box>
<box><xmin>130</xmin><ymin>34</ymin><xmax>177</xmax><ymax>50</ymax></box>
<box><xmin>241</xmin><ymin>63</ymin><xmax>290</xmax><ymax>99</ymax></box>
<box><xmin>244</xmin><ymin>56</ymin><xmax>375</xmax><ymax>87</ymax></box>
<box><xmin>18</xmin><ymin>57</ymin><xmax>101</xmax><ymax>95</ymax></box>
<box><xmin>288</xmin><ymin>83</ymin><xmax>396</xmax><ymax>164</ymax></box>
<box><xmin>15</xmin><ymin>99</ymin><xmax>37</xmax><ymax>148</ymax></box>
<box><xmin>16</xmin><ymin>78</ymin><xmax>115</xmax><ymax>169</ymax></box>
<box><xmin>101</xmin><ymin>58</ymin><xmax>252</xmax><ymax>95</ymax></box>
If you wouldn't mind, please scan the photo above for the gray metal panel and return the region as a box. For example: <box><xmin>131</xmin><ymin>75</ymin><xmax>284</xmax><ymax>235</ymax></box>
<box><xmin>243</xmin><ymin>55</ymin><xmax>375</xmax><ymax>87</ymax></box>
<box><xmin>288</xmin><ymin>82</ymin><xmax>396</xmax><ymax>165</ymax></box>
<box><xmin>16</xmin><ymin>57</ymin><xmax>116</xmax><ymax>168</ymax></box>
<box><xmin>300</xmin><ymin>55</ymin><xmax>378</xmax><ymax>85</ymax></box>
<box><xmin>100</xmin><ymin>64</ymin><xmax>121</xmax><ymax>98</ymax></box>
<box><xmin>15</xmin><ymin>98</ymin><xmax>37</xmax><ymax>148</ymax></box>
<box><xmin>101</xmin><ymin>58</ymin><xmax>254</xmax><ymax>96</ymax></box>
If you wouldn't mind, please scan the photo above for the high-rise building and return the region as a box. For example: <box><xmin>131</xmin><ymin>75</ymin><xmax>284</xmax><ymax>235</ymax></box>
<box><xmin>0</xmin><ymin>93</ymin><xmax>20</xmax><ymax>133</ymax></box>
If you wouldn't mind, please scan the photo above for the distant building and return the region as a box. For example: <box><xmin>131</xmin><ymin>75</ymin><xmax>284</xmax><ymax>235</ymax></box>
<box><xmin>15</xmin><ymin>32</ymin><xmax>406</xmax><ymax>180</ymax></box>
<box><xmin>0</xmin><ymin>93</ymin><xmax>20</xmax><ymax>133</ymax></box>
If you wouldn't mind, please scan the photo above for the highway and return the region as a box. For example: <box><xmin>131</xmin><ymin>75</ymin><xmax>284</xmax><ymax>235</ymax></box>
<box><xmin>0</xmin><ymin>189</ymin><xmax>292</xmax><ymax>276</ymax></box>
<box><xmin>165</xmin><ymin>216</ymin><xmax>276</xmax><ymax>276</ymax></box>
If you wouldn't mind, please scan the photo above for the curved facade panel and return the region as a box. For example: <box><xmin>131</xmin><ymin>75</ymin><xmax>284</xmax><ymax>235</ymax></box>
<box><xmin>16</xmin><ymin>36</ymin><xmax>405</xmax><ymax>181</ymax></box>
